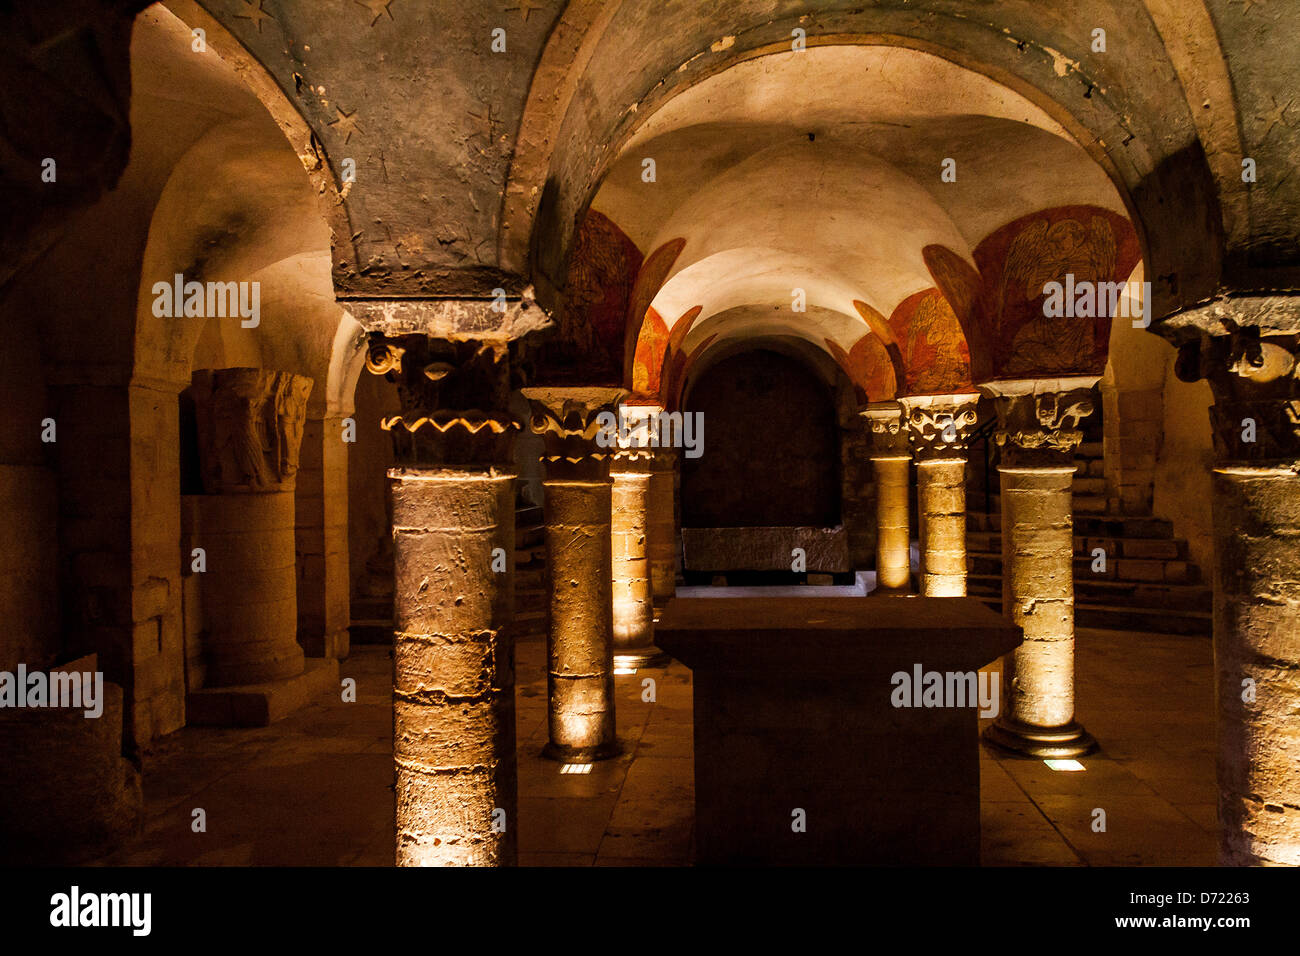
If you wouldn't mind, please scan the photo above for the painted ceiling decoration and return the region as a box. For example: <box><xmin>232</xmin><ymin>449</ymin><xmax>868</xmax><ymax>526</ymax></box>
<box><xmin>623</xmin><ymin>238</ymin><xmax>688</xmax><ymax>387</ymax></box>
<box><xmin>534</xmin><ymin>209</ymin><xmax>640</xmax><ymax>386</ymax></box>
<box><xmin>569</xmin><ymin>43</ymin><xmax>1143</xmax><ymax>408</ymax></box>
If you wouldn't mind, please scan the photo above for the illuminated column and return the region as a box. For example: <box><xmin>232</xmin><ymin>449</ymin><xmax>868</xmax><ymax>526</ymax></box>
<box><xmin>368</xmin><ymin>336</ymin><xmax>519</xmax><ymax>867</ymax></box>
<box><xmin>980</xmin><ymin>377</ymin><xmax>1098</xmax><ymax>758</ymax></box>
<box><xmin>647</xmin><ymin>444</ymin><xmax>679</xmax><ymax>609</ymax></box>
<box><xmin>901</xmin><ymin>394</ymin><xmax>980</xmax><ymax>597</ymax></box>
<box><xmin>522</xmin><ymin>386</ymin><xmax>626</xmax><ymax>761</ymax></box>
<box><xmin>189</xmin><ymin>368</ymin><xmax>312</xmax><ymax>686</ymax></box>
<box><xmin>609</xmin><ymin>405</ymin><xmax>666</xmax><ymax>665</ymax></box>
<box><xmin>1174</xmin><ymin>325</ymin><xmax>1300</xmax><ymax>865</ymax></box>
<box><xmin>861</xmin><ymin>401</ymin><xmax>911</xmax><ymax>593</ymax></box>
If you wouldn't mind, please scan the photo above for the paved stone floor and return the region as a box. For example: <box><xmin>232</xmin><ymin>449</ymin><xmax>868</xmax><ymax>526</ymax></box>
<box><xmin>91</xmin><ymin>626</ymin><xmax>1215</xmax><ymax>866</ymax></box>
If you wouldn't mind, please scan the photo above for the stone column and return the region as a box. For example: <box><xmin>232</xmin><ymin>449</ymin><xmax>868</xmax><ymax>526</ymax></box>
<box><xmin>861</xmin><ymin>401</ymin><xmax>911</xmax><ymax>593</ymax></box>
<box><xmin>1173</xmin><ymin>323</ymin><xmax>1300</xmax><ymax>865</ymax></box>
<box><xmin>294</xmin><ymin>411</ymin><xmax>351</xmax><ymax>659</ymax></box>
<box><xmin>980</xmin><ymin>376</ymin><xmax>1098</xmax><ymax>758</ymax></box>
<box><xmin>901</xmin><ymin>393</ymin><xmax>980</xmax><ymax>597</ymax></box>
<box><xmin>647</xmin><ymin>445</ymin><xmax>679</xmax><ymax>611</ymax></box>
<box><xmin>522</xmin><ymin>386</ymin><xmax>626</xmax><ymax>761</ymax></box>
<box><xmin>368</xmin><ymin>335</ymin><xmax>520</xmax><ymax>867</ymax></box>
<box><xmin>189</xmin><ymin>368</ymin><xmax>312</xmax><ymax>688</ymax></box>
<box><xmin>609</xmin><ymin>405</ymin><xmax>666</xmax><ymax>665</ymax></box>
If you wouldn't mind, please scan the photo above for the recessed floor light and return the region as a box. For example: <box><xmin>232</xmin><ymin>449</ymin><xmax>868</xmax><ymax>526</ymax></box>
<box><xmin>614</xmin><ymin>665</ymin><xmax>637</xmax><ymax>675</ymax></box>
<box><xmin>1044</xmin><ymin>759</ymin><xmax>1086</xmax><ymax>772</ymax></box>
<box><xmin>559</xmin><ymin>763</ymin><xmax>592</xmax><ymax>775</ymax></box>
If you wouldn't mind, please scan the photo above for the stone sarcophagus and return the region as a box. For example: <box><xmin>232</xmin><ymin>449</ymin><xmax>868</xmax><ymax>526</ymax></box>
<box><xmin>655</xmin><ymin>596</ymin><xmax>1020</xmax><ymax>865</ymax></box>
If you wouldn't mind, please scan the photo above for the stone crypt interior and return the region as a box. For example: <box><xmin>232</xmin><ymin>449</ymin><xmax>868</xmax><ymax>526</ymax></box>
<box><xmin>0</xmin><ymin>0</ymin><xmax>1297</xmax><ymax>867</ymax></box>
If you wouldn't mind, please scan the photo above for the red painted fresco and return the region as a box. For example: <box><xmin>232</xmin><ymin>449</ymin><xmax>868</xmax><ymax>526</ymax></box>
<box><xmin>542</xmin><ymin>209</ymin><xmax>643</xmax><ymax>385</ymax></box>
<box><xmin>825</xmin><ymin>334</ymin><xmax>897</xmax><ymax>404</ymax></box>
<box><xmin>623</xmin><ymin>237</ymin><xmax>687</xmax><ymax>386</ymax></box>
<box><xmin>633</xmin><ymin>304</ymin><xmax>701</xmax><ymax>399</ymax></box>
<box><xmin>886</xmin><ymin>288</ymin><xmax>973</xmax><ymax>395</ymax></box>
<box><xmin>928</xmin><ymin>205</ymin><xmax>1140</xmax><ymax>380</ymax></box>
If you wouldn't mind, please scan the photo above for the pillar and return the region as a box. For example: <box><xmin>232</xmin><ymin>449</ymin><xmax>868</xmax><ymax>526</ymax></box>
<box><xmin>609</xmin><ymin>405</ymin><xmax>666</xmax><ymax>665</ymax></box>
<box><xmin>522</xmin><ymin>386</ymin><xmax>626</xmax><ymax>761</ymax></box>
<box><xmin>1174</xmin><ymin>323</ymin><xmax>1300</xmax><ymax>865</ymax></box>
<box><xmin>980</xmin><ymin>377</ymin><xmax>1098</xmax><ymax>757</ymax></box>
<box><xmin>647</xmin><ymin>446</ymin><xmax>679</xmax><ymax>610</ymax></box>
<box><xmin>368</xmin><ymin>335</ymin><xmax>519</xmax><ymax>866</ymax></box>
<box><xmin>901</xmin><ymin>393</ymin><xmax>980</xmax><ymax>597</ymax></box>
<box><xmin>861</xmin><ymin>401</ymin><xmax>911</xmax><ymax>593</ymax></box>
<box><xmin>189</xmin><ymin>368</ymin><xmax>312</xmax><ymax>687</ymax></box>
<box><xmin>295</xmin><ymin>411</ymin><xmax>351</xmax><ymax>659</ymax></box>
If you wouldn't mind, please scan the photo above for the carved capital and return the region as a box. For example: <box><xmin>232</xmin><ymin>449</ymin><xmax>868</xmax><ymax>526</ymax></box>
<box><xmin>1174</xmin><ymin>328</ymin><xmax>1300</xmax><ymax>467</ymax></box>
<box><xmin>190</xmin><ymin>368</ymin><xmax>313</xmax><ymax>493</ymax></box>
<box><xmin>860</xmin><ymin>401</ymin><xmax>909</xmax><ymax>459</ymax></box>
<box><xmin>899</xmin><ymin>393</ymin><xmax>980</xmax><ymax>463</ymax></box>
<box><xmin>980</xmin><ymin>377</ymin><xmax>1098</xmax><ymax>469</ymax></box>
<box><xmin>367</xmin><ymin>334</ymin><xmax>518</xmax><ymax>468</ymax></box>
<box><xmin>610</xmin><ymin>404</ymin><xmax>661</xmax><ymax>472</ymax></box>
<box><xmin>521</xmin><ymin>386</ymin><xmax>628</xmax><ymax>482</ymax></box>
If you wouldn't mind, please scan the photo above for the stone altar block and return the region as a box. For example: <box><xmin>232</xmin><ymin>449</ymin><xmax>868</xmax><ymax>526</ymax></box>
<box><xmin>655</xmin><ymin>596</ymin><xmax>1020</xmax><ymax>865</ymax></box>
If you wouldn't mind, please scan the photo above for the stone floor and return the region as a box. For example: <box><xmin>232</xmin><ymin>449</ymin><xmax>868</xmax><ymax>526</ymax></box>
<box><xmin>91</xmin><ymin>625</ymin><xmax>1216</xmax><ymax>866</ymax></box>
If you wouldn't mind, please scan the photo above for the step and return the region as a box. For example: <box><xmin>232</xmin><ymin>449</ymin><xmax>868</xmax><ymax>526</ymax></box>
<box><xmin>968</xmin><ymin>533</ymin><xmax>1188</xmax><ymax>562</ymax></box>
<box><xmin>515</xmin><ymin>504</ymin><xmax>543</xmax><ymax>526</ymax></box>
<box><xmin>350</xmin><ymin>597</ymin><xmax>391</xmax><ymax>621</ymax></box>
<box><xmin>967</xmin><ymin>550</ymin><xmax>1200</xmax><ymax>586</ymax></box>
<box><xmin>971</xmin><ymin>593</ymin><xmax>1211</xmax><ymax>637</ymax></box>
<box><xmin>348</xmin><ymin>619</ymin><xmax>392</xmax><ymax>645</ymax></box>
<box><xmin>966</xmin><ymin>572</ymin><xmax>1211</xmax><ymax>612</ymax></box>
<box><xmin>1072</xmin><ymin>477</ymin><xmax>1107</xmax><ymax>495</ymax></box>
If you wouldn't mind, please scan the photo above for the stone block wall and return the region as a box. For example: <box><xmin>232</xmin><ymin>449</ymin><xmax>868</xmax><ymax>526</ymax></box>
<box><xmin>1102</xmin><ymin>384</ymin><xmax>1162</xmax><ymax>515</ymax></box>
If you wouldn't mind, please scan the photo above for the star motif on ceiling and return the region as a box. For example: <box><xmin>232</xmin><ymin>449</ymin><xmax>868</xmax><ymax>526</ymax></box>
<box><xmin>354</xmin><ymin>0</ymin><xmax>395</xmax><ymax>26</ymax></box>
<box><xmin>234</xmin><ymin>0</ymin><xmax>274</xmax><ymax>33</ymax></box>
<box><xmin>329</xmin><ymin>106</ymin><xmax>363</xmax><ymax>144</ymax></box>
<box><xmin>1258</xmin><ymin>95</ymin><xmax>1294</xmax><ymax>143</ymax></box>
<box><xmin>505</xmin><ymin>0</ymin><xmax>544</xmax><ymax>22</ymax></box>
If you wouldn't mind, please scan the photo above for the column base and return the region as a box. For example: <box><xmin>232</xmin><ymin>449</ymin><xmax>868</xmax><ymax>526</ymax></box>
<box><xmin>870</xmin><ymin>583</ymin><xmax>912</xmax><ymax>597</ymax></box>
<box><xmin>613</xmin><ymin>645</ymin><xmax>670</xmax><ymax>668</ymax></box>
<box><xmin>187</xmin><ymin>658</ymin><xmax>340</xmax><ymax>727</ymax></box>
<box><xmin>982</xmin><ymin>717</ymin><xmax>1098</xmax><ymax>758</ymax></box>
<box><xmin>542</xmin><ymin>739</ymin><xmax>622</xmax><ymax>763</ymax></box>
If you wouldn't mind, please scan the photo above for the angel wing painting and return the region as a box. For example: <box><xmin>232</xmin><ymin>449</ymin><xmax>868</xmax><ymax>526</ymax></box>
<box><xmin>999</xmin><ymin>215</ymin><xmax>1118</xmax><ymax>374</ymax></box>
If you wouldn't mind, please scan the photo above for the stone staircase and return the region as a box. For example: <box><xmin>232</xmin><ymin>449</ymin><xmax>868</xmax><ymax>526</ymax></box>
<box><xmin>966</xmin><ymin>441</ymin><xmax>1212</xmax><ymax>636</ymax></box>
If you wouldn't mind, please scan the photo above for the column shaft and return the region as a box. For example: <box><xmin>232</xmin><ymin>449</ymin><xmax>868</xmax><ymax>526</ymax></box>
<box><xmin>392</xmin><ymin>470</ymin><xmax>516</xmax><ymax>866</ymax></box>
<box><xmin>873</xmin><ymin>457</ymin><xmax>911</xmax><ymax>591</ymax></box>
<box><xmin>199</xmin><ymin>490</ymin><xmax>304</xmax><ymax>685</ymax></box>
<box><xmin>543</xmin><ymin>477</ymin><xmax>618</xmax><ymax>759</ymax></box>
<box><xmin>998</xmin><ymin>467</ymin><xmax>1078</xmax><ymax>729</ymax></box>
<box><xmin>917</xmin><ymin>459</ymin><xmax>968</xmax><ymax>596</ymax></box>
<box><xmin>646</xmin><ymin>451</ymin><xmax>678</xmax><ymax>606</ymax></box>
<box><xmin>611</xmin><ymin>466</ymin><xmax>658</xmax><ymax>658</ymax></box>
<box><xmin>1211</xmin><ymin>468</ymin><xmax>1300</xmax><ymax>865</ymax></box>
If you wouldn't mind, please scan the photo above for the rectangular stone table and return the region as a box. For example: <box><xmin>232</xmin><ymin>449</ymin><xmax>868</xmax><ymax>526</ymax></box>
<box><xmin>655</xmin><ymin>596</ymin><xmax>1021</xmax><ymax>865</ymax></box>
